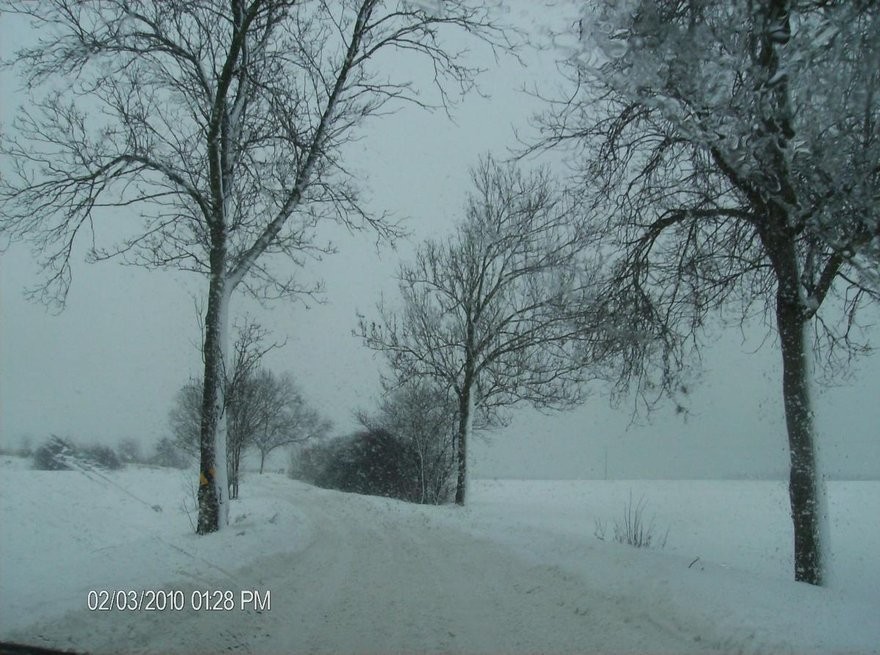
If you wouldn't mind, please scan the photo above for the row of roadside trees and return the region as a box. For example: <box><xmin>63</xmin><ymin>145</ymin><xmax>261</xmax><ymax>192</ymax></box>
<box><xmin>0</xmin><ymin>0</ymin><xmax>513</xmax><ymax>534</ymax></box>
<box><xmin>356</xmin><ymin>1</ymin><xmax>880</xmax><ymax>589</ymax></box>
<box><xmin>1</xmin><ymin>0</ymin><xmax>877</xmax><ymax>589</ymax></box>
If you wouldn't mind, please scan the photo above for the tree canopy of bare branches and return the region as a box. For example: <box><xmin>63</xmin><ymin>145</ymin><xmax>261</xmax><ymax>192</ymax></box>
<box><xmin>0</xmin><ymin>0</ymin><xmax>513</xmax><ymax>533</ymax></box>
<box><xmin>359</xmin><ymin>157</ymin><xmax>602</xmax><ymax>504</ymax></box>
<box><xmin>169</xmin><ymin>380</ymin><xmax>204</xmax><ymax>461</ymax></box>
<box><xmin>246</xmin><ymin>369</ymin><xmax>332</xmax><ymax>476</ymax></box>
<box><xmin>536</xmin><ymin>0</ymin><xmax>880</xmax><ymax>585</ymax></box>
<box><xmin>224</xmin><ymin>318</ymin><xmax>283</xmax><ymax>496</ymax></box>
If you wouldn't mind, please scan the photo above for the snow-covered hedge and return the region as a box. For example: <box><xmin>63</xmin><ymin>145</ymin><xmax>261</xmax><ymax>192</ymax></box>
<box><xmin>32</xmin><ymin>436</ymin><xmax>123</xmax><ymax>471</ymax></box>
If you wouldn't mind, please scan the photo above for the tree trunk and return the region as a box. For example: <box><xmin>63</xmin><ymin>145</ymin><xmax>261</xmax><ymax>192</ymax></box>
<box><xmin>454</xmin><ymin>382</ymin><xmax>474</xmax><ymax>506</ymax></box>
<box><xmin>230</xmin><ymin>442</ymin><xmax>240</xmax><ymax>500</ymax></box>
<box><xmin>751</xmin><ymin>0</ymin><xmax>830</xmax><ymax>585</ymax></box>
<box><xmin>260</xmin><ymin>450</ymin><xmax>266</xmax><ymax>474</ymax></box>
<box><xmin>197</xmin><ymin>268</ymin><xmax>231</xmax><ymax>534</ymax></box>
<box><xmin>775</xmin><ymin>255</ymin><xmax>828</xmax><ymax>585</ymax></box>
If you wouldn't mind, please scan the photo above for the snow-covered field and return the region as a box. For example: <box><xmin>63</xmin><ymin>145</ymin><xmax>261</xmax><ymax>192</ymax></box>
<box><xmin>1</xmin><ymin>454</ymin><xmax>878</xmax><ymax>654</ymax></box>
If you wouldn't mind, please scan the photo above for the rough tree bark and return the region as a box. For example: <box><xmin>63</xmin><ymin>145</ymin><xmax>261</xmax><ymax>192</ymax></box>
<box><xmin>454</xmin><ymin>370</ymin><xmax>474</xmax><ymax>506</ymax></box>
<box><xmin>773</xmin><ymin>240</ymin><xmax>828</xmax><ymax>585</ymax></box>
<box><xmin>755</xmin><ymin>1</ymin><xmax>830</xmax><ymax>584</ymax></box>
<box><xmin>198</xmin><ymin>270</ymin><xmax>232</xmax><ymax>532</ymax></box>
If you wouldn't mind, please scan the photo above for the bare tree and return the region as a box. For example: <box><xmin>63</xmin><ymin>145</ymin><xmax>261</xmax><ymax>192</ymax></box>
<box><xmin>247</xmin><ymin>369</ymin><xmax>331</xmax><ymax>474</ymax></box>
<box><xmin>359</xmin><ymin>157</ymin><xmax>601</xmax><ymax>504</ymax></box>
<box><xmin>169</xmin><ymin>380</ymin><xmax>203</xmax><ymax>460</ymax></box>
<box><xmin>0</xmin><ymin>1</ymin><xmax>512</xmax><ymax>533</ymax></box>
<box><xmin>225</xmin><ymin>319</ymin><xmax>283</xmax><ymax>497</ymax></box>
<box><xmin>536</xmin><ymin>1</ymin><xmax>880</xmax><ymax>585</ymax></box>
<box><xmin>169</xmin><ymin>317</ymin><xmax>281</xmax><ymax>497</ymax></box>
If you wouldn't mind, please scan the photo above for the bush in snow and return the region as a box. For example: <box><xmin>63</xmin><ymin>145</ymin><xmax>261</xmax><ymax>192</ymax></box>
<box><xmin>80</xmin><ymin>444</ymin><xmax>123</xmax><ymax>470</ymax></box>
<box><xmin>32</xmin><ymin>436</ymin><xmax>124</xmax><ymax>471</ymax></box>
<box><xmin>293</xmin><ymin>428</ymin><xmax>422</xmax><ymax>502</ymax></box>
<box><xmin>32</xmin><ymin>435</ymin><xmax>76</xmax><ymax>470</ymax></box>
<box><xmin>356</xmin><ymin>380</ymin><xmax>457</xmax><ymax>505</ymax></box>
<box><xmin>594</xmin><ymin>492</ymin><xmax>668</xmax><ymax>550</ymax></box>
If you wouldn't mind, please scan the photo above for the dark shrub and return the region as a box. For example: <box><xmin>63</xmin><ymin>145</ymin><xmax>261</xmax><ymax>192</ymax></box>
<box><xmin>81</xmin><ymin>444</ymin><xmax>123</xmax><ymax>470</ymax></box>
<box><xmin>32</xmin><ymin>437</ymin><xmax>124</xmax><ymax>471</ymax></box>
<box><xmin>290</xmin><ymin>441</ymin><xmax>335</xmax><ymax>485</ymax></box>
<box><xmin>297</xmin><ymin>429</ymin><xmax>421</xmax><ymax>502</ymax></box>
<box><xmin>32</xmin><ymin>436</ymin><xmax>76</xmax><ymax>470</ymax></box>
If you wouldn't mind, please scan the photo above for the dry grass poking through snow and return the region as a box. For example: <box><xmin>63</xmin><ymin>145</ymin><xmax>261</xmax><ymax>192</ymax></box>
<box><xmin>593</xmin><ymin>491</ymin><xmax>669</xmax><ymax>549</ymax></box>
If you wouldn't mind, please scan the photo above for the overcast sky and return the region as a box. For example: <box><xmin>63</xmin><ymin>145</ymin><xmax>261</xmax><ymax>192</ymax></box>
<box><xmin>1</xmin><ymin>3</ymin><xmax>878</xmax><ymax>480</ymax></box>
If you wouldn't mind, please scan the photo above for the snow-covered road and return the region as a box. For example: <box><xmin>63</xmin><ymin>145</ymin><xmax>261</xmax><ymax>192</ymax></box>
<box><xmin>3</xmin><ymin>465</ymin><xmax>879</xmax><ymax>654</ymax></box>
<box><xmin>6</xmin><ymin>483</ymin><xmax>712</xmax><ymax>654</ymax></box>
<box><xmin>252</xmin><ymin>487</ymin><xmax>711</xmax><ymax>654</ymax></box>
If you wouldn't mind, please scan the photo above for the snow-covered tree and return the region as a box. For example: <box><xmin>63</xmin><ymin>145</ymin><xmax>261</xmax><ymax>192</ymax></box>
<box><xmin>169</xmin><ymin>369</ymin><xmax>327</xmax><ymax>492</ymax></box>
<box><xmin>0</xmin><ymin>0</ymin><xmax>512</xmax><ymax>533</ymax></box>
<box><xmin>359</xmin><ymin>157</ymin><xmax>601</xmax><ymax>504</ymax></box>
<box><xmin>537</xmin><ymin>0</ymin><xmax>880</xmax><ymax>585</ymax></box>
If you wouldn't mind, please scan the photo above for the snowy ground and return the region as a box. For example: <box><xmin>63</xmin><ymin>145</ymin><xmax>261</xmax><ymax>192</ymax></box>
<box><xmin>0</xmin><ymin>455</ymin><xmax>878</xmax><ymax>654</ymax></box>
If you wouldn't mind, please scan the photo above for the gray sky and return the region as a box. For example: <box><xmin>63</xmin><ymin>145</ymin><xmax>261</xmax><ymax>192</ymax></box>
<box><xmin>1</xmin><ymin>4</ymin><xmax>878</xmax><ymax>480</ymax></box>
